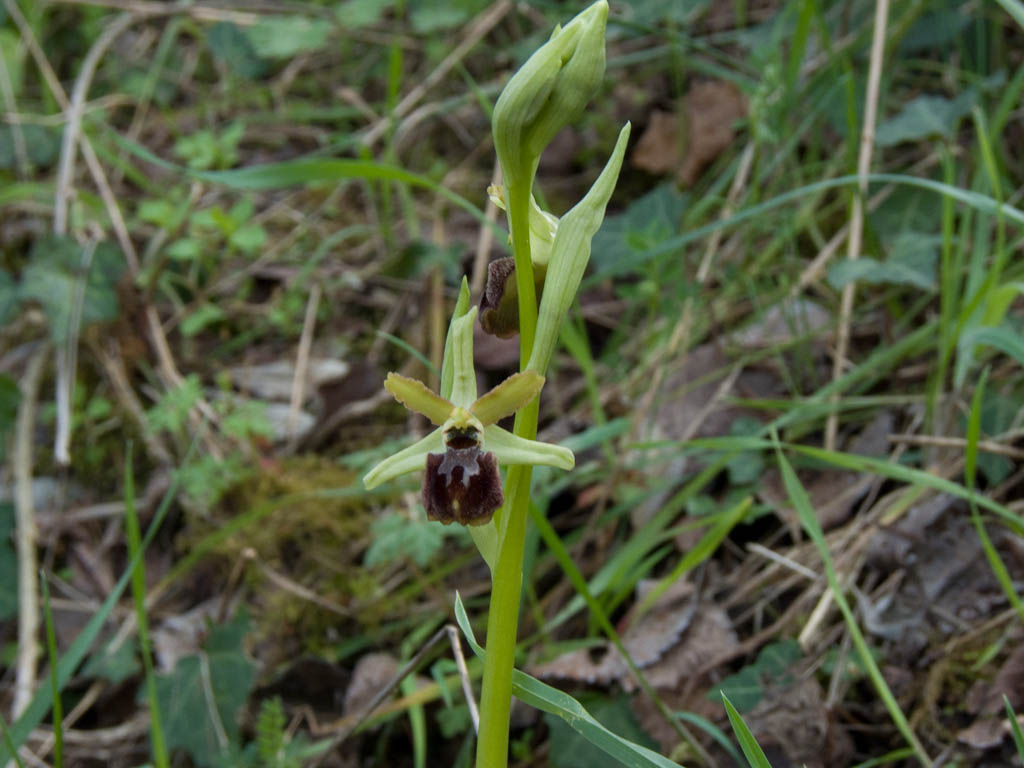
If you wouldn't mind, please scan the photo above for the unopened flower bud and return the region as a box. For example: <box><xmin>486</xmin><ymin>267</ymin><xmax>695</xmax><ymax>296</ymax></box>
<box><xmin>492</xmin><ymin>1</ymin><xmax>608</xmax><ymax>188</ymax></box>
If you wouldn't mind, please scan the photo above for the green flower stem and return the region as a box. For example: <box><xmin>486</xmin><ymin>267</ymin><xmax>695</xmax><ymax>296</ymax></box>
<box><xmin>474</xmin><ymin>459</ymin><xmax>534</xmax><ymax>768</ymax></box>
<box><xmin>476</xmin><ymin>164</ymin><xmax>541</xmax><ymax>767</ymax></box>
<box><xmin>506</xmin><ymin>177</ymin><xmax>538</xmax><ymax>369</ymax></box>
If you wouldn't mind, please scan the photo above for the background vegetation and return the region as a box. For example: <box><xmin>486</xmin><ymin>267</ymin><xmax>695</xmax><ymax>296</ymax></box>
<box><xmin>1</xmin><ymin>0</ymin><xmax>1024</xmax><ymax>766</ymax></box>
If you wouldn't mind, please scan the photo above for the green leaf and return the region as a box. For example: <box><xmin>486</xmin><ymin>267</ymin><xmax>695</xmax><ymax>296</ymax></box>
<box><xmin>147</xmin><ymin>374</ymin><xmax>203</xmax><ymax>435</ymax></box>
<box><xmin>154</xmin><ymin>612</ymin><xmax>255</xmax><ymax>767</ymax></box>
<box><xmin>454</xmin><ymin>595</ymin><xmax>683</xmax><ymax>768</ymax></box>
<box><xmin>706</xmin><ymin>639</ymin><xmax>801</xmax><ymax>713</ymax></box>
<box><xmin>206</xmin><ymin>22</ymin><xmax>266</xmax><ymax>78</ymax></box>
<box><xmin>335</xmin><ymin>0</ymin><xmax>390</xmax><ymax>29</ymax></box>
<box><xmin>245</xmin><ymin>17</ymin><xmax>331</xmax><ymax>58</ymax></box>
<box><xmin>82</xmin><ymin>638</ymin><xmax>141</xmax><ymax>684</ymax></box>
<box><xmin>409</xmin><ymin>0</ymin><xmax>488</xmax><ymax>33</ymax></box>
<box><xmin>1005</xmin><ymin>695</ymin><xmax>1024</xmax><ymax>760</ymax></box>
<box><xmin>875</xmin><ymin>92</ymin><xmax>976</xmax><ymax>147</ymax></box>
<box><xmin>0</xmin><ymin>374</ymin><xmax>19</xmax><ymax>447</ymax></box>
<box><xmin>0</xmin><ymin>503</ymin><xmax>17</xmax><ymax>620</ymax></box>
<box><xmin>0</xmin><ymin>270</ymin><xmax>15</xmax><ymax>327</ymax></box>
<box><xmin>166</xmin><ymin>238</ymin><xmax>202</xmax><ymax>262</ymax></box>
<box><xmin>228</xmin><ymin>223</ymin><xmax>267</xmax><ymax>254</ymax></box>
<box><xmin>0</xmin><ymin>125</ymin><xmax>59</xmax><ymax>170</ymax></box>
<box><xmin>546</xmin><ymin>695</ymin><xmax>658</xmax><ymax>768</ymax></box>
<box><xmin>590</xmin><ymin>183</ymin><xmax>689</xmax><ymax>275</ymax></box>
<box><xmin>365</xmin><ymin>513</ymin><xmax>448</xmax><ymax>567</ymax></box>
<box><xmin>722</xmin><ymin>695</ymin><xmax>773</xmax><ymax>768</ymax></box>
<box><xmin>827</xmin><ymin>257</ymin><xmax>935</xmax><ymax>292</ymax></box>
<box><xmin>181</xmin><ymin>303</ymin><xmax>225</xmax><ymax>337</ymax></box>
<box><xmin>20</xmin><ymin>236</ymin><xmax>125</xmax><ymax>344</ymax></box>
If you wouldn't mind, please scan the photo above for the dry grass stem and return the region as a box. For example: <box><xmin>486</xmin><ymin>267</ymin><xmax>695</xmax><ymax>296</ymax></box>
<box><xmin>825</xmin><ymin>0</ymin><xmax>889</xmax><ymax>451</ymax></box>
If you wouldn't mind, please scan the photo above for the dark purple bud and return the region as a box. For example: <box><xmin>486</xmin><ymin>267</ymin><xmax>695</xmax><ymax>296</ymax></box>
<box><xmin>479</xmin><ymin>258</ymin><xmax>547</xmax><ymax>339</ymax></box>
<box><xmin>422</xmin><ymin>432</ymin><xmax>504</xmax><ymax>526</ymax></box>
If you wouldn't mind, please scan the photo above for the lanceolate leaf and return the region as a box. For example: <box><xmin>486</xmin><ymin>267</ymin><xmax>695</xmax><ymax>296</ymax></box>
<box><xmin>454</xmin><ymin>595</ymin><xmax>683</xmax><ymax>768</ymax></box>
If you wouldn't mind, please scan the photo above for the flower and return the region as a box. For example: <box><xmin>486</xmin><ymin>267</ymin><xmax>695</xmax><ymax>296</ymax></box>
<box><xmin>363</xmin><ymin>308</ymin><xmax>574</xmax><ymax>525</ymax></box>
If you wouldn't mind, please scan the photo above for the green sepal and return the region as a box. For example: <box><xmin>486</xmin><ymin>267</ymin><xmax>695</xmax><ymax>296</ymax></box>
<box><xmin>528</xmin><ymin>122</ymin><xmax>630</xmax><ymax>374</ymax></box>
<box><xmin>449</xmin><ymin>307</ymin><xmax>479</xmax><ymax>408</ymax></box>
<box><xmin>440</xmin><ymin>276</ymin><xmax>472</xmax><ymax>401</ymax></box>
<box><xmin>484</xmin><ymin>425</ymin><xmax>574</xmax><ymax>470</ymax></box>
<box><xmin>363</xmin><ymin>429</ymin><xmax>443</xmax><ymax>489</ymax></box>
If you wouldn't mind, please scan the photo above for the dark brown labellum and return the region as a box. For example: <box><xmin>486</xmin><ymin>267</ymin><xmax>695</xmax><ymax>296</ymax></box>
<box><xmin>423</xmin><ymin>446</ymin><xmax>504</xmax><ymax>526</ymax></box>
<box><xmin>479</xmin><ymin>257</ymin><xmax>547</xmax><ymax>339</ymax></box>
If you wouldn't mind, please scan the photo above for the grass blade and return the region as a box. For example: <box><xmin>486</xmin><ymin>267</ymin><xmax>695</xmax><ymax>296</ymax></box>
<box><xmin>772</xmin><ymin>433</ymin><xmax>931</xmax><ymax>765</ymax></box>
<box><xmin>722</xmin><ymin>694</ymin><xmax>771</xmax><ymax>768</ymax></box>
<box><xmin>124</xmin><ymin>445</ymin><xmax>170</xmax><ymax>768</ymax></box>
<box><xmin>965</xmin><ymin>372</ymin><xmax>1024</xmax><ymax>622</ymax></box>
<box><xmin>40</xmin><ymin>578</ymin><xmax>63</xmax><ymax>768</ymax></box>
<box><xmin>0</xmin><ymin>450</ymin><xmax>185</xmax><ymax>764</ymax></box>
<box><xmin>1004</xmin><ymin>695</ymin><xmax>1024</xmax><ymax>760</ymax></box>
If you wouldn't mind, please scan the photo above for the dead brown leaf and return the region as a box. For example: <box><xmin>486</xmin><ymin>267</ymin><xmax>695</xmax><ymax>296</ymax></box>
<box><xmin>632</xmin><ymin>81</ymin><xmax>746</xmax><ymax>186</ymax></box>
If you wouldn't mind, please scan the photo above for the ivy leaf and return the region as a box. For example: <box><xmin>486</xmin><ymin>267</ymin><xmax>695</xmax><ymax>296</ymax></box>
<box><xmin>20</xmin><ymin>235</ymin><xmax>125</xmax><ymax>344</ymax></box>
<box><xmin>154</xmin><ymin>612</ymin><xmax>255</xmax><ymax>767</ymax></box>
<box><xmin>706</xmin><ymin>638</ymin><xmax>801</xmax><ymax>713</ymax></box>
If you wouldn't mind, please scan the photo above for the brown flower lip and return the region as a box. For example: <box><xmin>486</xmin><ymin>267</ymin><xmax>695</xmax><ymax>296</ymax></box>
<box><xmin>479</xmin><ymin>258</ymin><xmax>547</xmax><ymax>339</ymax></box>
<box><xmin>423</xmin><ymin>428</ymin><xmax>505</xmax><ymax>526</ymax></box>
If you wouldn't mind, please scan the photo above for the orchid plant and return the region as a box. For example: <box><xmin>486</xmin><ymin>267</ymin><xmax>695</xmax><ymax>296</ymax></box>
<box><xmin>364</xmin><ymin>3</ymin><xmax>628</xmax><ymax>765</ymax></box>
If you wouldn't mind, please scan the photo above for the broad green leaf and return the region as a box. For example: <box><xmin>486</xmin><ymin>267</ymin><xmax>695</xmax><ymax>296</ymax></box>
<box><xmin>154</xmin><ymin>612</ymin><xmax>255</xmax><ymax>767</ymax></box>
<box><xmin>454</xmin><ymin>594</ymin><xmax>684</xmax><ymax>768</ymax></box>
<box><xmin>206</xmin><ymin>22</ymin><xmax>266</xmax><ymax>78</ymax></box>
<box><xmin>875</xmin><ymin>92</ymin><xmax>975</xmax><ymax>147</ymax></box>
<box><xmin>20</xmin><ymin>236</ymin><xmax>125</xmax><ymax>344</ymax></box>
<box><xmin>245</xmin><ymin>17</ymin><xmax>331</xmax><ymax>59</ymax></box>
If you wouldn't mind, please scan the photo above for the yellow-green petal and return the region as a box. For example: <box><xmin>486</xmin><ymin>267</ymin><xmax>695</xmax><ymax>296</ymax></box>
<box><xmin>470</xmin><ymin>371</ymin><xmax>544</xmax><ymax>426</ymax></box>
<box><xmin>384</xmin><ymin>373</ymin><xmax>455</xmax><ymax>425</ymax></box>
